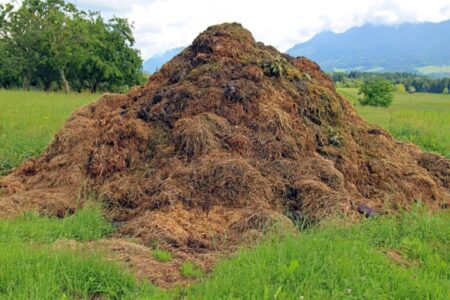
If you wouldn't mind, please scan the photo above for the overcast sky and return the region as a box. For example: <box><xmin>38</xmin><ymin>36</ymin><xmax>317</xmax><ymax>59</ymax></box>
<box><xmin>5</xmin><ymin>0</ymin><xmax>450</xmax><ymax>58</ymax></box>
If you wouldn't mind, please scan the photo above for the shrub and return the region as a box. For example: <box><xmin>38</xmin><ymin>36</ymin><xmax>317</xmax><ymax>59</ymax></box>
<box><xmin>395</xmin><ymin>84</ymin><xmax>406</xmax><ymax>92</ymax></box>
<box><xmin>358</xmin><ymin>78</ymin><xmax>394</xmax><ymax>107</ymax></box>
<box><xmin>262</xmin><ymin>56</ymin><xmax>287</xmax><ymax>78</ymax></box>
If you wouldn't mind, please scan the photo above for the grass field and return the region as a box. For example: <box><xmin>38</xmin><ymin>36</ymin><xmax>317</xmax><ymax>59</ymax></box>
<box><xmin>338</xmin><ymin>88</ymin><xmax>450</xmax><ymax>158</ymax></box>
<box><xmin>0</xmin><ymin>90</ymin><xmax>98</xmax><ymax>175</ymax></box>
<box><xmin>1</xmin><ymin>90</ymin><xmax>449</xmax><ymax>299</ymax></box>
<box><xmin>0</xmin><ymin>204</ymin><xmax>448</xmax><ymax>299</ymax></box>
<box><xmin>0</xmin><ymin>205</ymin><xmax>158</xmax><ymax>299</ymax></box>
<box><xmin>415</xmin><ymin>65</ymin><xmax>450</xmax><ymax>76</ymax></box>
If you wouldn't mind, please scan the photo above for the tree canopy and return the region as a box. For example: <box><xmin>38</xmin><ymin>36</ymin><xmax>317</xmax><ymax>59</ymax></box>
<box><xmin>0</xmin><ymin>0</ymin><xmax>144</xmax><ymax>92</ymax></box>
<box><xmin>358</xmin><ymin>78</ymin><xmax>394</xmax><ymax>107</ymax></box>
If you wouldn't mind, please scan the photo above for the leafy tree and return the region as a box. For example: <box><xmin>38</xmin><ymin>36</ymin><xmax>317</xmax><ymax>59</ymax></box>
<box><xmin>395</xmin><ymin>84</ymin><xmax>406</xmax><ymax>92</ymax></box>
<box><xmin>0</xmin><ymin>39</ymin><xmax>22</xmax><ymax>87</ymax></box>
<box><xmin>0</xmin><ymin>0</ymin><xmax>144</xmax><ymax>92</ymax></box>
<box><xmin>443</xmin><ymin>87</ymin><xmax>449</xmax><ymax>94</ymax></box>
<box><xmin>408</xmin><ymin>86</ymin><xmax>416</xmax><ymax>93</ymax></box>
<box><xmin>358</xmin><ymin>78</ymin><xmax>394</xmax><ymax>107</ymax></box>
<box><xmin>74</xmin><ymin>17</ymin><xmax>145</xmax><ymax>93</ymax></box>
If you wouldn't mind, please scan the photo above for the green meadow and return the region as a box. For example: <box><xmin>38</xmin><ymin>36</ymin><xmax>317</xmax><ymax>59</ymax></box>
<box><xmin>0</xmin><ymin>204</ymin><xmax>448</xmax><ymax>299</ymax></box>
<box><xmin>415</xmin><ymin>65</ymin><xmax>450</xmax><ymax>75</ymax></box>
<box><xmin>0</xmin><ymin>90</ymin><xmax>98</xmax><ymax>175</ymax></box>
<box><xmin>338</xmin><ymin>88</ymin><xmax>450</xmax><ymax>158</ymax></box>
<box><xmin>0</xmin><ymin>89</ymin><xmax>449</xmax><ymax>299</ymax></box>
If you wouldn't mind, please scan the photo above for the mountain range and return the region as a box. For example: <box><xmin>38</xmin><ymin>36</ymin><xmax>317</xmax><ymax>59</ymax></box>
<box><xmin>287</xmin><ymin>20</ymin><xmax>450</xmax><ymax>76</ymax></box>
<box><xmin>143</xmin><ymin>20</ymin><xmax>450</xmax><ymax>76</ymax></box>
<box><xmin>143</xmin><ymin>47</ymin><xmax>184</xmax><ymax>74</ymax></box>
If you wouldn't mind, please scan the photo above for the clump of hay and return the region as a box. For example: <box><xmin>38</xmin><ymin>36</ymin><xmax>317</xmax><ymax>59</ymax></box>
<box><xmin>187</xmin><ymin>157</ymin><xmax>273</xmax><ymax>208</ymax></box>
<box><xmin>174</xmin><ymin>113</ymin><xmax>229</xmax><ymax>159</ymax></box>
<box><xmin>174</xmin><ymin>117</ymin><xmax>216</xmax><ymax>158</ymax></box>
<box><xmin>252</xmin><ymin>104</ymin><xmax>293</xmax><ymax>135</ymax></box>
<box><xmin>224</xmin><ymin>133</ymin><xmax>251</xmax><ymax>154</ymax></box>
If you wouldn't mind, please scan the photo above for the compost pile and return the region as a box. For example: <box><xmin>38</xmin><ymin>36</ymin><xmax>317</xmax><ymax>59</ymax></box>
<box><xmin>1</xmin><ymin>23</ymin><xmax>449</xmax><ymax>271</ymax></box>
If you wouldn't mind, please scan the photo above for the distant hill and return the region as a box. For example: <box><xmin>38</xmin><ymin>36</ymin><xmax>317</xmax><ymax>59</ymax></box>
<box><xmin>143</xmin><ymin>47</ymin><xmax>184</xmax><ymax>74</ymax></box>
<box><xmin>287</xmin><ymin>20</ymin><xmax>450</xmax><ymax>76</ymax></box>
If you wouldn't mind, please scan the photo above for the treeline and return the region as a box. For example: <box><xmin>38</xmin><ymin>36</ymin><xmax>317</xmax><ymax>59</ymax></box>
<box><xmin>0</xmin><ymin>0</ymin><xmax>144</xmax><ymax>93</ymax></box>
<box><xmin>331</xmin><ymin>71</ymin><xmax>450</xmax><ymax>94</ymax></box>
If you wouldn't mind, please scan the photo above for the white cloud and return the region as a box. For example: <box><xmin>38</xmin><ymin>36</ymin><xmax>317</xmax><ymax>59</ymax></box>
<box><xmin>4</xmin><ymin>0</ymin><xmax>450</xmax><ymax>58</ymax></box>
<box><xmin>70</xmin><ymin>0</ymin><xmax>150</xmax><ymax>14</ymax></box>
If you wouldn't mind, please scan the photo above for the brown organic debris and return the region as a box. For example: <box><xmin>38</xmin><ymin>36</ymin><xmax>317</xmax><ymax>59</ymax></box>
<box><xmin>1</xmin><ymin>23</ymin><xmax>449</xmax><ymax>286</ymax></box>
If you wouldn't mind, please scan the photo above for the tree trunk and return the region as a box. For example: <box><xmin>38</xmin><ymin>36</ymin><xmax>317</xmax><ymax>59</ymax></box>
<box><xmin>23</xmin><ymin>78</ymin><xmax>30</xmax><ymax>90</ymax></box>
<box><xmin>23</xmin><ymin>70</ymin><xmax>31</xmax><ymax>90</ymax></box>
<box><xmin>59</xmin><ymin>68</ymin><xmax>70</xmax><ymax>93</ymax></box>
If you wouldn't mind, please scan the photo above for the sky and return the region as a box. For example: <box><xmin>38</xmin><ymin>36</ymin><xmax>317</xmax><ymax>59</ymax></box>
<box><xmin>5</xmin><ymin>0</ymin><xmax>450</xmax><ymax>59</ymax></box>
